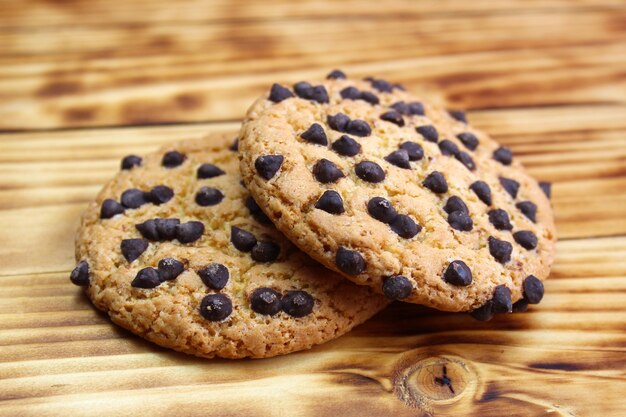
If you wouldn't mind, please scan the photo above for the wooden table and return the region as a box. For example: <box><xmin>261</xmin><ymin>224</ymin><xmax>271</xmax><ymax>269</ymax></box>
<box><xmin>1</xmin><ymin>1</ymin><xmax>625</xmax><ymax>416</ymax></box>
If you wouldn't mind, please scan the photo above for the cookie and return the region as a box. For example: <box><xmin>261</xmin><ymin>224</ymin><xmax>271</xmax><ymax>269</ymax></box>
<box><xmin>238</xmin><ymin>71</ymin><xmax>556</xmax><ymax>317</ymax></box>
<box><xmin>70</xmin><ymin>133</ymin><xmax>388</xmax><ymax>359</ymax></box>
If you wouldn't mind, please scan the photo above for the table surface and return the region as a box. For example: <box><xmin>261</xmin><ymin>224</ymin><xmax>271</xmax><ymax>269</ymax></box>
<box><xmin>1</xmin><ymin>1</ymin><xmax>625</xmax><ymax>416</ymax></box>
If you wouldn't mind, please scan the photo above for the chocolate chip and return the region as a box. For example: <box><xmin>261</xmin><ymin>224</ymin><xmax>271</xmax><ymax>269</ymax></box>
<box><xmin>422</xmin><ymin>171</ymin><xmax>448</xmax><ymax>193</ymax></box>
<box><xmin>470</xmin><ymin>181</ymin><xmax>492</xmax><ymax>205</ymax></box>
<box><xmin>457</xmin><ymin>132</ymin><xmax>479</xmax><ymax>151</ymax></box>
<box><xmin>416</xmin><ymin>125</ymin><xmax>439</xmax><ymax>143</ymax></box>
<box><xmin>359</xmin><ymin>91</ymin><xmax>380</xmax><ymax>105</ymax></box>
<box><xmin>539</xmin><ymin>181</ymin><xmax>552</xmax><ymax>199</ymax></box>
<box><xmin>488</xmin><ymin>236</ymin><xmax>512</xmax><ymax>264</ymax></box>
<box><xmin>448</xmin><ymin>211</ymin><xmax>473</xmax><ymax>231</ymax></box>
<box><xmin>199</xmin><ymin>294</ymin><xmax>232</xmax><ymax>321</ymax></box>
<box><xmin>70</xmin><ymin>260</ymin><xmax>90</xmax><ymax>286</ymax></box>
<box><xmin>327</xmin><ymin>69</ymin><xmax>346</xmax><ymax>79</ymax></box>
<box><xmin>269</xmin><ymin>83</ymin><xmax>294</xmax><ymax>103</ymax></box>
<box><xmin>367</xmin><ymin>197</ymin><xmax>397</xmax><ymax>223</ymax></box>
<box><xmin>245</xmin><ymin>196</ymin><xmax>272</xmax><ymax>224</ymax></box>
<box><xmin>315</xmin><ymin>190</ymin><xmax>345</xmax><ymax>214</ymax></box>
<box><xmin>340</xmin><ymin>86</ymin><xmax>361</xmax><ymax>100</ymax></box>
<box><xmin>382</xmin><ymin>275</ymin><xmax>412</xmax><ymax>300</ymax></box>
<box><xmin>455</xmin><ymin>151</ymin><xmax>476</xmax><ymax>170</ymax></box>
<box><xmin>371</xmin><ymin>79</ymin><xmax>393</xmax><ymax>93</ymax></box>
<box><xmin>255</xmin><ymin>155</ymin><xmax>284</xmax><ymax>180</ymax></box>
<box><xmin>523</xmin><ymin>275</ymin><xmax>544</xmax><ymax>304</ymax></box>
<box><xmin>512</xmin><ymin>298</ymin><xmax>529</xmax><ymax>313</ymax></box>
<box><xmin>392</xmin><ymin>101</ymin><xmax>424</xmax><ymax>116</ymax></box>
<box><xmin>331</xmin><ymin>135</ymin><xmax>361</xmax><ymax>156</ymax></box>
<box><xmin>158</xmin><ymin>258</ymin><xmax>184</xmax><ymax>281</ymax></box>
<box><xmin>293</xmin><ymin>81</ymin><xmax>312</xmax><ymax>97</ymax></box>
<box><xmin>297</xmin><ymin>85</ymin><xmax>329</xmax><ymax>103</ymax></box>
<box><xmin>313</xmin><ymin>159</ymin><xmax>345</xmax><ymax>183</ymax></box>
<box><xmin>300</xmin><ymin>123</ymin><xmax>328</xmax><ymax>146</ymax></box>
<box><xmin>231</xmin><ymin>226</ymin><xmax>257</xmax><ymax>252</ymax></box>
<box><xmin>380</xmin><ymin>111</ymin><xmax>404</xmax><ymax>127</ymax></box>
<box><xmin>195</xmin><ymin>187</ymin><xmax>224</xmax><ymax>206</ymax></box>
<box><xmin>327</xmin><ymin>113</ymin><xmax>350</xmax><ymax>132</ymax></box>
<box><xmin>131</xmin><ymin>267</ymin><xmax>161</xmax><ymax>289</ymax></box>
<box><xmin>156</xmin><ymin>218</ymin><xmax>181</xmax><ymax>240</ymax></box>
<box><xmin>390</xmin><ymin>214</ymin><xmax>421</xmax><ymax>238</ymax></box>
<box><xmin>346</xmin><ymin>119</ymin><xmax>371</xmax><ymax>137</ymax></box>
<box><xmin>500</xmin><ymin>177</ymin><xmax>520</xmax><ymax>199</ymax></box>
<box><xmin>229</xmin><ymin>138</ymin><xmax>239</xmax><ymax>152</ymax></box>
<box><xmin>444</xmin><ymin>196</ymin><xmax>468</xmax><ymax>215</ymax></box>
<box><xmin>250</xmin><ymin>288</ymin><xmax>282</xmax><ymax>315</ymax></box>
<box><xmin>470</xmin><ymin>301</ymin><xmax>494</xmax><ymax>321</ymax></box>
<box><xmin>136</xmin><ymin>219</ymin><xmax>159</xmax><ymax>240</ymax></box>
<box><xmin>148</xmin><ymin>185</ymin><xmax>174</xmax><ymax>205</ymax></box>
<box><xmin>176</xmin><ymin>221</ymin><xmax>205</xmax><ymax>243</ymax></box>
<box><xmin>121</xmin><ymin>239</ymin><xmax>149</xmax><ymax>263</ymax></box>
<box><xmin>282</xmin><ymin>290</ymin><xmax>314</xmax><ymax>317</ymax></box>
<box><xmin>443</xmin><ymin>260</ymin><xmax>472</xmax><ymax>286</ymax></box>
<box><xmin>251</xmin><ymin>241</ymin><xmax>281</xmax><ymax>262</ymax></box>
<box><xmin>121</xmin><ymin>155</ymin><xmax>142</xmax><ymax>170</ymax></box>
<box><xmin>448</xmin><ymin>110</ymin><xmax>467</xmax><ymax>123</ymax></box>
<box><xmin>197</xmin><ymin>163</ymin><xmax>225</xmax><ymax>179</ymax></box>
<box><xmin>399</xmin><ymin>141</ymin><xmax>424</xmax><ymax>161</ymax></box>
<box><xmin>513</xmin><ymin>230</ymin><xmax>538</xmax><ymax>250</ymax></box>
<box><xmin>488</xmin><ymin>209</ymin><xmax>513</xmax><ymax>230</ymax></box>
<box><xmin>162</xmin><ymin>151</ymin><xmax>186</xmax><ymax>168</ymax></box>
<box><xmin>438</xmin><ymin>139</ymin><xmax>459</xmax><ymax>156</ymax></box>
<box><xmin>198</xmin><ymin>263</ymin><xmax>229</xmax><ymax>289</ymax></box>
<box><xmin>336</xmin><ymin>247</ymin><xmax>366</xmax><ymax>275</ymax></box>
<box><xmin>493</xmin><ymin>146</ymin><xmax>513</xmax><ymax>165</ymax></box>
<box><xmin>384</xmin><ymin>149</ymin><xmax>411</xmax><ymax>169</ymax></box>
<box><xmin>100</xmin><ymin>199</ymin><xmax>125</xmax><ymax>219</ymax></box>
<box><xmin>121</xmin><ymin>189</ymin><xmax>148</xmax><ymax>209</ymax></box>
<box><xmin>492</xmin><ymin>285</ymin><xmax>513</xmax><ymax>313</ymax></box>
<box><xmin>355</xmin><ymin>161</ymin><xmax>385</xmax><ymax>183</ymax></box>
<box><xmin>516</xmin><ymin>201</ymin><xmax>537</xmax><ymax>222</ymax></box>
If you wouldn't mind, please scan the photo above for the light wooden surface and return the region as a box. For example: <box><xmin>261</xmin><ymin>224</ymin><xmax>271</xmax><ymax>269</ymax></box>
<box><xmin>1</xmin><ymin>1</ymin><xmax>625</xmax><ymax>416</ymax></box>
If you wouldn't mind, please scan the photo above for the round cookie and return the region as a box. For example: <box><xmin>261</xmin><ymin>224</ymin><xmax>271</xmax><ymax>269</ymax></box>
<box><xmin>70</xmin><ymin>133</ymin><xmax>388</xmax><ymax>359</ymax></box>
<box><xmin>238</xmin><ymin>71</ymin><xmax>556</xmax><ymax>318</ymax></box>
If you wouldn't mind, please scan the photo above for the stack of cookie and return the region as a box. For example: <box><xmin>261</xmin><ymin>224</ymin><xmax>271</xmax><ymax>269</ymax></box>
<box><xmin>70</xmin><ymin>71</ymin><xmax>555</xmax><ymax>358</ymax></box>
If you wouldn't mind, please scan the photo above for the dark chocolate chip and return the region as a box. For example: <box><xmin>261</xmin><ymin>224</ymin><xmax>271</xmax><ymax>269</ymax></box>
<box><xmin>443</xmin><ymin>260</ymin><xmax>472</xmax><ymax>286</ymax></box>
<box><xmin>539</xmin><ymin>181</ymin><xmax>552</xmax><ymax>199</ymax></box>
<box><xmin>382</xmin><ymin>275</ymin><xmax>413</xmax><ymax>300</ymax></box>
<box><xmin>380</xmin><ymin>110</ymin><xmax>404</xmax><ymax>127</ymax></box>
<box><xmin>513</xmin><ymin>230</ymin><xmax>538</xmax><ymax>250</ymax></box>
<box><xmin>346</xmin><ymin>119</ymin><xmax>371</xmax><ymax>137</ymax></box>
<box><xmin>251</xmin><ymin>241</ymin><xmax>281</xmax><ymax>262</ymax></box>
<box><xmin>121</xmin><ymin>238</ymin><xmax>149</xmax><ymax>262</ymax></box>
<box><xmin>390</xmin><ymin>214</ymin><xmax>421</xmax><ymax>239</ymax></box>
<box><xmin>176</xmin><ymin>221</ymin><xmax>205</xmax><ymax>244</ymax></box>
<box><xmin>255</xmin><ymin>155</ymin><xmax>284</xmax><ymax>180</ymax></box>
<box><xmin>488</xmin><ymin>209</ymin><xmax>513</xmax><ymax>231</ymax></box>
<box><xmin>100</xmin><ymin>199</ymin><xmax>125</xmax><ymax>219</ymax></box>
<box><xmin>444</xmin><ymin>196</ymin><xmax>468</xmax><ymax>215</ymax></box>
<box><xmin>457</xmin><ymin>132</ymin><xmax>479</xmax><ymax>151</ymax></box>
<box><xmin>158</xmin><ymin>258</ymin><xmax>185</xmax><ymax>281</ymax></box>
<box><xmin>294</xmin><ymin>81</ymin><xmax>312</xmax><ymax>97</ymax></box>
<box><xmin>448</xmin><ymin>211</ymin><xmax>473</xmax><ymax>231</ymax></box>
<box><xmin>162</xmin><ymin>150</ymin><xmax>186</xmax><ymax>168</ymax></box>
<box><xmin>229</xmin><ymin>138</ymin><xmax>239</xmax><ymax>152</ymax></box>
<box><xmin>315</xmin><ymin>190</ymin><xmax>345</xmax><ymax>214</ymax></box>
<box><xmin>438</xmin><ymin>139</ymin><xmax>459</xmax><ymax>156</ymax></box>
<box><xmin>500</xmin><ymin>177</ymin><xmax>520</xmax><ymax>199</ymax></box>
<box><xmin>199</xmin><ymin>293</ymin><xmax>232</xmax><ymax>321</ymax></box>
<box><xmin>313</xmin><ymin>159</ymin><xmax>345</xmax><ymax>183</ymax></box>
<box><xmin>198</xmin><ymin>263</ymin><xmax>229</xmax><ymax>290</ymax></box>
<box><xmin>422</xmin><ymin>171</ymin><xmax>448</xmax><ymax>193</ymax></box>
<box><xmin>148</xmin><ymin>185</ymin><xmax>174</xmax><ymax>205</ymax></box>
<box><xmin>416</xmin><ymin>125</ymin><xmax>439</xmax><ymax>143</ymax></box>
<box><xmin>197</xmin><ymin>163</ymin><xmax>225</xmax><ymax>179</ymax></box>
<box><xmin>121</xmin><ymin>188</ymin><xmax>148</xmax><ymax>209</ymax></box>
<box><xmin>393</xmin><ymin>101</ymin><xmax>424</xmax><ymax>116</ymax></box>
<box><xmin>336</xmin><ymin>247</ymin><xmax>366</xmax><ymax>275</ymax></box>
<box><xmin>371</xmin><ymin>79</ymin><xmax>393</xmax><ymax>93</ymax></box>
<box><xmin>327</xmin><ymin>113</ymin><xmax>350</xmax><ymax>132</ymax></box>
<box><xmin>131</xmin><ymin>267</ymin><xmax>161</xmax><ymax>289</ymax></box>
<box><xmin>492</xmin><ymin>285</ymin><xmax>513</xmax><ymax>313</ymax></box>
<box><xmin>250</xmin><ymin>288</ymin><xmax>282</xmax><ymax>315</ymax></box>
<box><xmin>245</xmin><ymin>196</ymin><xmax>272</xmax><ymax>224</ymax></box>
<box><xmin>231</xmin><ymin>226</ymin><xmax>257</xmax><ymax>252</ymax></box>
<box><xmin>488</xmin><ymin>236</ymin><xmax>512</xmax><ymax>264</ymax></box>
<box><xmin>327</xmin><ymin>69</ymin><xmax>347</xmax><ymax>79</ymax></box>
<box><xmin>512</xmin><ymin>298</ymin><xmax>529</xmax><ymax>313</ymax></box>
<box><xmin>300</xmin><ymin>123</ymin><xmax>328</xmax><ymax>146</ymax></box>
<box><xmin>516</xmin><ymin>201</ymin><xmax>537</xmax><ymax>222</ymax></box>
<box><xmin>448</xmin><ymin>110</ymin><xmax>467</xmax><ymax>123</ymax></box>
<box><xmin>355</xmin><ymin>161</ymin><xmax>385</xmax><ymax>183</ymax></box>
<box><xmin>340</xmin><ymin>86</ymin><xmax>361</xmax><ymax>100</ymax></box>
<box><xmin>359</xmin><ymin>91</ymin><xmax>380</xmax><ymax>105</ymax></box>
<box><xmin>269</xmin><ymin>83</ymin><xmax>294</xmax><ymax>103</ymax></box>
<box><xmin>155</xmin><ymin>218</ymin><xmax>181</xmax><ymax>240</ymax></box>
<box><xmin>310</xmin><ymin>85</ymin><xmax>330</xmax><ymax>103</ymax></box>
<box><xmin>384</xmin><ymin>149</ymin><xmax>411</xmax><ymax>169</ymax></box>
<box><xmin>136</xmin><ymin>219</ymin><xmax>160</xmax><ymax>240</ymax></box>
<box><xmin>470</xmin><ymin>301</ymin><xmax>494</xmax><ymax>321</ymax></box>
<box><xmin>399</xmin><ymin>141</ymin><xmax>424</xmax><ymax>161</ymax></box>
<box><xmin>121</xmin><ymin>155</ymin><xmax>142</xmax><ymax>170</ymax></box>
<box><xmin>69</xmin><ymin>260</ymin><xmax>90</xmax><ymax>286</ymax></box>
<box><xmin>523</xmin><ymin>275</ymin><xmax>544</xmax><ymax>304</ymax></box>
<box><xmin>195</xmin><ymin>187</ymin><xmax>224</xmax><ymax>206</ymax></box>
<box><xmin>455</xmin><ymin>151</ymin><xmax>476</xmax><ymax>170</ymax></box>
<box><xmin>493</xmin><ymin>146</ymin><xmax>513</xmax><ymax>165</ymax></box>
<box><xmin>470</xmin><ymin>181</ymin><xmax>492</xmax><ymax>205</ymax></box>
<box><xmin>282</xmin><ymin>291</ymin><xmax>314</xmax><ymax>318</ymax></box>
<box><xmin>367</xmin><ymin>197</ymin><xmax>397</xmax><ymax>224</ymax></box>
<box><xmin>331</xmin><ymin>135</ymin><xmax>361</xmax><ymax>156</ymax></box>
